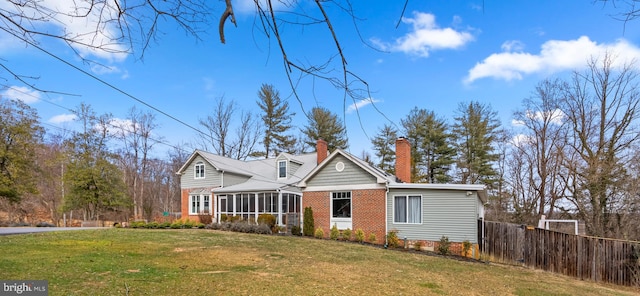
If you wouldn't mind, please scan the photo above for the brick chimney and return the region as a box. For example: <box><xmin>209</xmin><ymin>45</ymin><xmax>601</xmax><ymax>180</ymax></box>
<box><xmin>316</xmin><ymin>139</ymin><xmax>328</xmax><ymax>165</ymax></box>
<box><xmin>395</xmin><ymin>137</ymin><xmax>411</xmax><ymax>183</ymax></box>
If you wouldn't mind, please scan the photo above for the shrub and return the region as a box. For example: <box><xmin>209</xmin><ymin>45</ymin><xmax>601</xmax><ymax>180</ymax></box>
<box><xmin>196</xmin><ymin>222</ymin><xmax>205</xmax><ymax>229</ymax></box>
<box><xmin>183</xmin><ymin>219</ymin><xmax>196</xmax><ymax>228</ymax></box>
<box><xmin>315</xmin><ymin>227</ymin><xmax>324</xmax><ymax>239</ymax></box>
<box><xmin>220</xmin><ymin>214</ymin><xmax>228</xmax><ymax>222</ymax></box>
<box><xmin>342</xmin><ymin>228</ymin><xmax>352</xmax><ymax>241</ymax></box>
<box><xmin>368</xmin><ymin>233</ymin><xmax>377</xmax><ymax>244</ymax></box>
<box><xmin>160</xmin><ymin>222</ymin><xmax>171</xmax><ymax>228</ymax></box>
<box><xmin>354</xmin><ymin>229</ymin><xmax>365</xmax><ymax>243</ymax></box>
<box><xmin>387</xmin><ymin>230</ymin><xmax>399</xmax><ymax>248</ymax></box>
<box><xmin>303</xmin><ymin>207</ymin><xmax>315</xmax><ymax>236</ymax></box>
<box><xmin>198</xmin><ymin>213</ymin><xmax>213</xmax><ymax>225</ymax></box>
<box><xmin>462</xmin><ymin>240</ymin><xmax>472</xmax><ymax>257</ymax></box>
<box><xmin>413</xmin><ymin>241</ymin><xmax>424</xmax><ymax>251</ymax></box>
<box><xmin>170</xmin><ymin>220</ymin><xmax>183</xmax><ymax>229</ymax></box>
<box><xmin>229</xmin><ymin>215</ymin><xmax>242</xmax><ymax>223</ymax></box>
<box><xmin>257</xmin><ymin>214</ymin><xmax>277</xmax><ymax>229</ymax></box>
<box><xmin>291</xmin><ymin>225</ymin><xmax>302</xmax><ymax>236</ymax></box>
<box><xmin>330</xmin><ymin>224</ymin><xmax>340</xmax><ymax>240</ymax></box>
<box><xmin>255</xmin><ymin>224</ymin><xmax>272</xmax><ymax>235</ymax></box>
<box><xmin>437</xmin><ymin>236</ymin><xmax>451</xmax><ymax>255</ymax></box>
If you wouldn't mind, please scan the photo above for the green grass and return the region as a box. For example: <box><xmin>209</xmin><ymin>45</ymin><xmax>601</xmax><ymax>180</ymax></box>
<box><xmin>0</xmin><ymin>229</ymin><xmax>638</xmax><ymax>295</ymax></box>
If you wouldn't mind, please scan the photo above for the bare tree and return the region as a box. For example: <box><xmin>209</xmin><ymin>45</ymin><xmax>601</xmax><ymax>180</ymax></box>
<box><xmin>198</xmin><ymin>97</ymin><xmax>261</xmax><ymax>160</ymax></box>
<box><xmin>508</xmin><ymin>79</ymin><xmax>569</xmax><ymax>224</ymax></box>
<box><xmin>1</xmin><ymin>1</ymin><xmax>373</xmax><ymax>116</ymax></box>
<box><xmin>116</xmin><ymin>107</ymin><xmax>159</xmax><ymax>221</ymax></box>
<box><xmin>560</xmin><ymin>53</ymin><xmax>640</xmax><ymax>238</ymax></box>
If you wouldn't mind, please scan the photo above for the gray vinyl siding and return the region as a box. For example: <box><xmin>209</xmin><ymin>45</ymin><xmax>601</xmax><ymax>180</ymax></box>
<box><xmin>306</xmin><ymin>155</ymin><xmax>377</xmax><ymax>187</ymax></box>
<box><xmin>387</xmin><ymin>189</ymin><xmax>479</xmax><ymax>243</ymax></box>
<box><xmin>223</xmin><ymin>172</ymin><xmax>251</xmax><ymax>187</ymax></box>
<box><xmin>180</xmin><ymin>155</ymin><xmax>221</xmax><ymax>189</ymax></box>
<box><xmin>289</xmin><ymin>161</ymin><xmax>302</xmax><ymax>177</ymax></box>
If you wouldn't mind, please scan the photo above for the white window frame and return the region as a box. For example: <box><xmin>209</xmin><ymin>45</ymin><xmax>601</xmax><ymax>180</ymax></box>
<box><xmin>277</xmin><ymin>160</ymin><xmax>287</xmax><ymax>179</ymax></box>
<box><xmin>331</xmin><ymin>191</ymin><xmax>352</xmax><ymax>218</ymax></box>
<box><xmin>189</xmin><ymin>194</ymin><xmax>212</xmax><ymax>215</ymax></box>
<box><xmin>393</xmin><ymin>195</ymin><xmax>422</xmax><ymax>224</ymax></box>
<box><xmin>194</xmin><ymin>162</ymin><xmax>205</xmax><ymax>179</ymax></box>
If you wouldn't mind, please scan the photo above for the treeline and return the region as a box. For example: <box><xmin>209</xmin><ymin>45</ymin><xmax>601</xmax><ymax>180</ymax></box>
<box><xmin>370</xmin><ymin>54</ymin><xmax>640</xmax><ymax>241</ymax></box>
<box><xmin>0</xmin><ymin>100</ymin><xmax>188</xmax><ymax>225</ymax></box>
<box><xmin>2</xmin><ymin>54</ymin><xmax>640</xmax><ymax>241</ymax></box>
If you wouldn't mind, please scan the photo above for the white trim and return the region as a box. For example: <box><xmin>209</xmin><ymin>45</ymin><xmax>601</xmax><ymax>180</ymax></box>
<box><xmin>277</xmin><ymin>160</ymin><xmax>287</xmax><ymax>179</ymax></box>
<box><xmin>194</xmin><ymin>161</ymin><xmax>205</xmax><ymax>179</ymax></box>
<box><xmin>388</xmin><ymin>183</ymin><xmax>485</xmax><ymax>190</ymax></box>
<box><xmin>391</xmin><ymin>194</ymin><xmax>422</xmax><ymax>224</ymax></box>
<box><xmin>303</xmin><ymin>183</ymin><xmax>385</xmax><ymax>192</ymax></box>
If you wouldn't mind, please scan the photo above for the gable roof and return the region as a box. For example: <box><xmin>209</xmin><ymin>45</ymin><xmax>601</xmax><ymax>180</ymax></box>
<box><xmin>178</xmin><ymin>149</ymin><xmax>317</xmax><ymax>193</ymax></box>
<box><xmin>298</xmin><ymin>149</ymin><xmax>396</xmax><ymax>187</ymax></box>
<box><xmin>297</xmin><ymin>148</ymin><xmax>487</xmax><ymax>202</ymax></box>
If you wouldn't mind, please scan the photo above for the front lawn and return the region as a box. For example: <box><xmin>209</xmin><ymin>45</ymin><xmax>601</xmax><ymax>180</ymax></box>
<box><xmin>0</xmin><ymin>229</ymin><xmax>637</xmax><ymax>295</ymax></box>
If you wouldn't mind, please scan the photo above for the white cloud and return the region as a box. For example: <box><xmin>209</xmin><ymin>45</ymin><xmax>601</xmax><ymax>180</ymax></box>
<box><xmin>373</xmin><ymin>12</ymin><xmax>474</xmax><ymax>57</ymax></box>
<box><xmin>465</xmin><ymin>36</ymin><xmax>640</xmax><ymax>83</ymax></box>
<box><xmin>511</xmin><ymin>134</ymin><xmax>532</xmax><ymax>146</ymax></box>
<box><xmin>234</xmin><ymin>0</ymin><xmax>291</xmax><ymax>14</ymax></box>
<box><xmin>106</xmin><ymin>118</ymin><xmax>135</xmax><ymax>136</ymax></box>
<box><xmin>512</xmin><ymin>109</ymin><xmax>564</xmax><ymax>127</ymax></box>
<box><xmin>49</xmin><ymin>114</ymin><xmax>77</xmax><ymax>124</ymax></box>
<box><xmin>0</xmin><ymin>0</ymin><xmax>127</xmax><ymax>62</ymax></box>
<box><xmin>501</xmin><ymin>40</ymin><xmax>525</xmax><ymax>52</ymax></box>
<box><xmin>511</xmin><ymin>119</ymin><xmax>525</xmax><ymax>127</ymax></box>
<box><xmin>347</xmin><ymin>98</ymin><xmax>380</xmax><ymax>114</ymax></box>
<box><xmin>1</xmin><ymin>86</ymin><xmax>41</xmax><ymax>104</ymax></box>
<box><xmin>526</xmin><ymin>109</ymin><xmax>564</xmax><ymax>125</ymax></box>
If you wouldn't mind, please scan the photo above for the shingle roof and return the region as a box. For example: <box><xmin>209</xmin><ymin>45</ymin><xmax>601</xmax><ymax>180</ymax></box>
<box><xmin>179</xmin><ymin>150</ymin><xmax>317</xmax><ymax>193</ymax></box>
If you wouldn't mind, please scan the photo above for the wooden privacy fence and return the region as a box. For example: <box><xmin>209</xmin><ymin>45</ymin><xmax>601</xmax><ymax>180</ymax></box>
<box><xmin>483</xmin><ymin>221</ymin><xmax>640</xmax><ymax>286</ymax></box>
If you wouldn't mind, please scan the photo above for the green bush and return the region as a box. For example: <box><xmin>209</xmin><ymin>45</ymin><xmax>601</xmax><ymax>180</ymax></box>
<box><xmin>437</xmin><ymin>236</ymin><xmax>451</xmax><ymax>255</ymax></box>
<box><xmin>342</xmin><ymin>228</ymin><xmax>352</xmax><ymax>241</ymax></box>
<box><xmin>160</xmin><ymin>221</ymin><xmax>171</xmax><ymax>228</ymax></box>
<box><xmin>196</xmin><ymin>222</ymin><xmax>205</xmax><ymax>229</ymax></box>
<box><xmin>183</xmin><ymin>219</ymin><xmax>195</xmax><ymax>228</ymax></box>
<box><xmin>387</xmin><ymin>230</ymin><xmax>399</xmax><ymax>248</ymax></box>
<box><xmin>354</xmin><ymin>228</ymin><xmax>365</xmax><ymax>243</ymax></box>
<box><xmin>315</xmin><ymin>227</ymin><xmax>324</xmax><ymax>239</ymax></box>
<box><xmin>147</xmin><ymin>221</ymin><xmax>159</xmax><ymax>229</ymax></box>
<box><xmin>291</xmin><ymin>225</ymin><xmax>302</xmax><ymax>236</ymax></box>
<box><xmin>220</xmin><ymin>214</ymin><xmax>228</xmax><ymax>222</ymax></box>
<box><xmin>170</xmin><ymin>221</ymin><xmax>183</xmax><ymax>229</ymax></box>
<box><xmin>257</xmin><ymin>214</ymin><xmax>277</xmax><ymax>229</ymax></box>
<box><xmin>330</xmin><ymin>224</ymin><xmax>340</xmax><ymax>240</ymax></box>
<box><xmin>229</xmin><ymin>215</ymin><xmax>242</xmax><ymax>223</ymax></box>
<box><xmin>368</xmin><ymin>233</ymin><xmax>377</xmax><ymax>244</ymax></box>
<box><xmin>303</xmin><ymin>207</ymin><xmax>315</xmax><ymax>237</ymax></box>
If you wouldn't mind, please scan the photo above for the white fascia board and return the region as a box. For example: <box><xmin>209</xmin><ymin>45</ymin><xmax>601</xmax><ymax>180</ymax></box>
<box><xmin>388</xmin><ymin>183</ymin><xmax>485</xmax><ymax>191</ymax></box>
<box><xmin>303</xmin><ymin>183</ymin><xmax>386</xmax><ymax>192</ymax></box>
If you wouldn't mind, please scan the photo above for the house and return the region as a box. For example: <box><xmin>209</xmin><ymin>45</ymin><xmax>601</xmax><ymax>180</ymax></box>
<box><xmin>300</xmin><ymin>138</ymin><xmax>486</xmax><ymax>254</ymax></box>
<box><xmin>176</xmin><ymin>150</ymin><xmax>317</xmax><ymax>227</ymax></box>
<box><xmin>178</xmin><ymin>138</ymin><xmax>486</xmax><ymax>253</ymax></box>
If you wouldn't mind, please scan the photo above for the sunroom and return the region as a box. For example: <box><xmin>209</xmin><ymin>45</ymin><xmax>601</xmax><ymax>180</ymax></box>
<box><xmin>213</xmin><ymin>185</ymin><xmax>302</xmax><ymax>228</ymax></box>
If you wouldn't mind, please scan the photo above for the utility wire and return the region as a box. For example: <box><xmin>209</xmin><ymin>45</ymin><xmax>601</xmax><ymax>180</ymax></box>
<box><xmin>0</xmin><ymin>26</ymin><xmax>210</xmax><ymax>140</ymax></box>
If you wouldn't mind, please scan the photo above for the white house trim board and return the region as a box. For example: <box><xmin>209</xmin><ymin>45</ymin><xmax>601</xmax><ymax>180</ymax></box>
<box><xmin>303</xmin><ymin>184</ymin><xmax>386</xmax><ymax>192</ymax></box>
<box><xmin>298</xmin><ymin>149</ymin><xmax>389</xmax><ymax>187</ymax></box>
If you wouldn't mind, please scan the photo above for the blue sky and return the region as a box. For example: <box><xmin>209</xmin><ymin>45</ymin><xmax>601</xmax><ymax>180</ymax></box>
<box><xmin>2</xmin><ymin>1</ymin><xmax>640</xmax><ymax>158</ymax></box>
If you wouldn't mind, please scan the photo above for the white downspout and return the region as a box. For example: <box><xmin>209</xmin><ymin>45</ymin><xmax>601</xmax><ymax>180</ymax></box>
<box><xmin>385</xmin><ymin>182</ymin><xmax>389</xmax><ymax>247</ymax></box>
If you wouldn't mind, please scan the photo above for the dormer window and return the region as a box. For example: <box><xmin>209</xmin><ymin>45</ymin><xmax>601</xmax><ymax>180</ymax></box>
<box><xmin>194</xmin><ymin>162</ymin><xmax>205</xmax><ymax>179</ymax></box>
<box><xmin>278</xmin><ymin>160</ymin><xmax>287</xmax><ymax>179</ymax></box>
